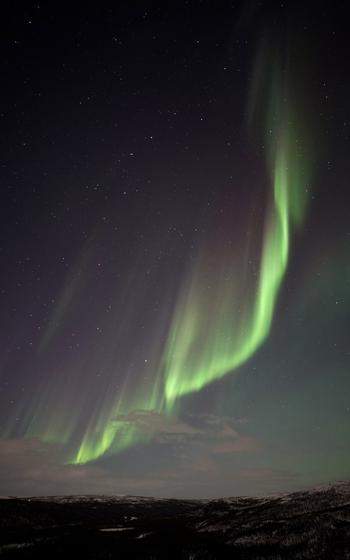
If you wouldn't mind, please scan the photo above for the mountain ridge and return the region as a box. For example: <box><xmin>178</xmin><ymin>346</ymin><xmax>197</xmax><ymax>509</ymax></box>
<box><xmin>1</xmin><ymin>480</ymin><xmax>350</xmax><ymax>559</ymax></box>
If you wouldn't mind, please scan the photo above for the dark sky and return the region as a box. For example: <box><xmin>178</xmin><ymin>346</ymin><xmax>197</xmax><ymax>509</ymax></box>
<box><xmin>1</xmin><ymin>1</ymin><xmax>350</xmax><ymax>498</ymax></box>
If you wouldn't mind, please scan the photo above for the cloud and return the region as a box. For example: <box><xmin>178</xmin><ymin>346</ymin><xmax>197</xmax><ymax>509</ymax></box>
<box><xmin>238</xmin><ymin>467</ymin><xmax>302</xmax><ymax>484</ymax></box>
<box><xmin>0</xmin><ymin>414</ymin><xmax>262</xmax><ymax>498</ymax></box>
<box><xmin>0</xmin><ymin>438</ymin><xmax>167</xmax><ymax>497</ymax></box>
<box><xmin>0</xmin><ymin>430</ymin><xmax>305</xmax><ymax>499</ymax></box>
<box><xmin>114</xmin><ymin>410</ymin><xmax>200</xmax><ymax>441</ymax></box>
<box><xmin>113</xmin><ymin>410</ymin><xmax>259</xmax><ymax>453</ymax></box>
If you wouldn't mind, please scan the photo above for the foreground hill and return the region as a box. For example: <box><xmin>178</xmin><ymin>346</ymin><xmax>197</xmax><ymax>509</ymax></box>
<box><xmin>1</xmin><ymin>481</ymin><xmax>350</xmax><ymax>559</ymax></box>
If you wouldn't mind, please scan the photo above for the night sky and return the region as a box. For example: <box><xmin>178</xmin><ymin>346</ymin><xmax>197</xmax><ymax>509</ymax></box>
<box><xmin>1</xmin><ymin>1</ymin><xmax>350</xmax><ymax>498</ymax></box>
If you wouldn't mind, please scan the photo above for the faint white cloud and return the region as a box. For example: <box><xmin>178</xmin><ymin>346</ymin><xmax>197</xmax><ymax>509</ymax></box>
<box><xmin>0</xmin><ymin>438</ymin><xmax>167</xmax><ymax>497</ymax></box>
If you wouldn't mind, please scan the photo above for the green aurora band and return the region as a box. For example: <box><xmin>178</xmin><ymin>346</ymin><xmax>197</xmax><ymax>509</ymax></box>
<box><xmin>70</xmin><ymin>43</ymin><xmax>310</xmax><ymax>463</ymax></box>
<box><xmin>71</xmin><ymin>47</ymin><xmax>309</xmax><ymax>463</ymax></box>
<box><xmin>72</xmin><ymin>383</ymin><xmax>163</xmax><ymax>464</ymax></box>
<box><xmin>163</xmin><ymin>72</ymin><xmax>309</xmax><ymax>404</ymax></box>
<box><xmin>9</xmin><ymin>36</ymin><xmax>310</xmax><ymax>465</ymax></box>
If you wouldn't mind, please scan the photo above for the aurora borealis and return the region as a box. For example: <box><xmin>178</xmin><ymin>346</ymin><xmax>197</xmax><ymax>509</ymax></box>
<box><xmin>163</xmin><ymin>41</ymin><xmax>310</xmax><ymax>405</ymax></box>
<box><xmin>1</xmin><ymin>2</ymin><xmax>350</xmax><ymax>497</ymax></box>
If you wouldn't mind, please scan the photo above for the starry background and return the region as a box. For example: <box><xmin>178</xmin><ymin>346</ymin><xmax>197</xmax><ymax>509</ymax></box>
<box><xmin>0</xmin><ymin>1</ymin><xmax>350</xmax><ymax>498</ymax></box>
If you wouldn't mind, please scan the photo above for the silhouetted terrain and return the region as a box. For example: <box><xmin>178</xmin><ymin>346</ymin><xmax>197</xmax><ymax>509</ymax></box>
<box><xmin>1</xmin><ymin>482</ymin><xmax>350</xmax><ymax>559</ymax></box>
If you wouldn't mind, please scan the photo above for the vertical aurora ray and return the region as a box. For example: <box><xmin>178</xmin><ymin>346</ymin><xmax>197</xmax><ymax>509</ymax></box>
<box><xmin>163</xmin><ymin>46</ymin><xmax>310</xmax><ymax>406</ymax></box>
<box><xmin>69</xmin><ymin>36</ymin><xmax>311</xmax><ymax>463</ymax></box>
<box><xmin>72</xmin><ymin>414</ymin><xmax>140</xmax><ymax>464</ymax></box>
<box><xmin>70</xmin><ymin>382</ymin><xmax>164</xmax><ymax>464</ymax></box>
<box><xmin>4</xmin><ymin>29</ymin><xmax>311</xmax><ymax>467</ymax></box>
<box><xmin>72</xmin><ymin>387</ymin><xmax>164</xmax><ymax>464</ymax></box>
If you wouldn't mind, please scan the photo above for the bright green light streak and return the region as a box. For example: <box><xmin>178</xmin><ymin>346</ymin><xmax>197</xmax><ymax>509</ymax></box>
<box><xmin>22</xmin><ymin>40</ymin><xmax>311</xmax><ymax>465</ymax></box>
<box><xmin>72</xmin><ymin>420</ymin><xmax>140</xmax><ymax>464</ymax></box>
<box><xmin>163</xmin><ymin>121</ymin><xmax>308</xmax><ymax>405</ymax></box>
<box><xmin>70</xmin><ymin>383</ymin><xmax>163</xmax><ymax>464</ymax></box>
